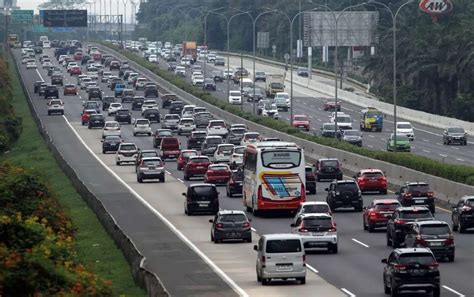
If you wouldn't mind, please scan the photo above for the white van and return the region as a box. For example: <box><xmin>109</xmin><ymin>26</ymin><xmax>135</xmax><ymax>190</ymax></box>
<box><xmin>240</xmin><ymin>77</ymin><xmax>253</xmax><ymax>89</ymax></box>
<box><xmin>254</xmin><ymin>234</ymin><xmax>306</xmax><ymax>285</ymax></box>
<box><xmin>42</xmin><ymin>40</ymin><xmax>51</xmax><ymax>48</ymax></box>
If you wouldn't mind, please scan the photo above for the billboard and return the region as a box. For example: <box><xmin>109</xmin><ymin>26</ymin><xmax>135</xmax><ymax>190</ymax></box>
<box><xmin>43</xmin><ymin>10</ymin><xmax>87</xmax><ymax>27</ymax></box>
<box><xmin>11</xmin><ymin>10</ymin><xmax>33</xmax><ymax>24</ymax></box>
<box><xmin>303</xmin><ymin>11</ymin><xmax>379</xmax><ymax>47</ymax></box>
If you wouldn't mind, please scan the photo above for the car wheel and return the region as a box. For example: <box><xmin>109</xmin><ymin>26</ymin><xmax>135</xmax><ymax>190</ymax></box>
<box><xmin>448</xmin><ymin>254</ymin><xmax>455</xmax><ymax>262</ymax></box>
<box><xmin>330</xmin><ymin>244</ymin><xmax>338</xmax><ymax>254</ymax></box>
<box><xmin>184</xmin><ymin>174</ymin><xmax>189</xmax><ymax>181</ymax></box>
<box><xmin>381</xmin><ymin>189</ymin><xmax>388</xmax><ymax>195</ymax></box>
<box><xmin>452</xmin><ymin>220</ymin><xmax>458</xmax><ymax>232</ymax></box>
<box><xmin>368</xmin><ymin>223</ymin><xmax>375</xmax><ymax>233</ymax></box>
<box><xmin>256</xmin><ymin>270</ymin><xmax>262</xmax><ymax>282</ymax></box>
<box><xmin>459</xmin><ymin>223</ymin><xmax>466</xmax><ymax>233</ymax></box>
<box><xmin>261</xmin><ymin>278</ymin><xmax>269</xmax><ymax>286</ymax></box>
<box><xmin>102</xmin><ymin>150</ymin><xmax>106</xmax><ymax>154</ymax></box>
<box><xmin>355</xmin><ymin>205</ymin><xmax>363</xmax><ymax>212</ymax></box>
<box><xmin>390</xmin><ymin>281</ymin><xmax>398</xmax><ymax>297</ymax></box>
<box><xmin>363</xmin><ymin>218</ymin><xmax>368</xmax><ymax>230</ymax></box>
<box><xmin>116</xmin><ymin>161</ymin><xmax>120</xmax><ymax>166</ymax></box>
<box><xmin>384</xmin><ymin>280</ymin><xmax>391</xmax><ymax>294</ymax></box>
<box><xmin>298</xmin><ymin>277</ymin><xmax>306</xmax><ymax>285</ymax></box>
<box><xmin>386</xmin><ymin>232</ymin><xmax>392</xmax><ymax>247</ymax></box>
<box><xmin>137</xmin><ymin>176</ymin><xmax>143</xmax><ymax>183</ymax></box>
<box><xmin>159</xmin><ymin>176</ymin><xmax>165</xmax><ymax>183</ymax></box>
<box><xmin>246</xmin><ymin>236</ymin><xmax>252</xmax><ymax>243</ymax></box>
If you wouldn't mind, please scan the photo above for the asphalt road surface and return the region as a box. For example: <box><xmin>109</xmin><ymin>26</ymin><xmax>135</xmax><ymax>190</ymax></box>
<box><xmin>14</xmin><ymin>47</ymin><xmax>474</xmax><ymax>297</ymax></box>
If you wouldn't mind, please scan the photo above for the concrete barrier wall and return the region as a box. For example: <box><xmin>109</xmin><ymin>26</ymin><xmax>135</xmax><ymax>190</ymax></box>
<box><xmin>223</xmin><ymin>52</ymin><xmax>474</xmax><ymax>135</ymax></box>
<box><xmin>95</xmin><ymin>44</ymin><xmax>474</xmax><ymax>206</ymax></box>
<box><xmin>10</xmin><ymin>50</ymin><xmax>169</xmax><ymax>297</ymax></box>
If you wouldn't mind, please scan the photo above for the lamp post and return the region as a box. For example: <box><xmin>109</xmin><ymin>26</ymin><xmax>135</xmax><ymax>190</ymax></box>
<box><xmin>203</xmin><ymin>7</ymin><xmax>225</xmax><ymax>81</ymax></box>
<box><xmin>122</xmin><ymin>0</ymin><xmax>128</xmax><ymax>40</ymax></box>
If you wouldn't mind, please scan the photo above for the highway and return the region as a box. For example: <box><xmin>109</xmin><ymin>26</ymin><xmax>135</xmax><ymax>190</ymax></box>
<box><xmin>14</xmin><ymin>47</ymin><xmax>474</xmax><ymax>297</ymax></box>
<box><xmin>149</xmin><ymin>53</ymin><xmax>474</xmax><ymax>167</ymax></box>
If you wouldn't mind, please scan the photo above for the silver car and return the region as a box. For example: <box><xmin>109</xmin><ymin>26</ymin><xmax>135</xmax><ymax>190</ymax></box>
<box><xmin>136</xmin><ymin>157</ymin><xmax>165</xmax><ymax>183</ymax></box>
<box><xmin>291</xmin><ymin>213</ymin><xmax>338</xmax><ymax>253</ymax></box>
<box><xmin>162</xmin><ymin>114</ymin><xmax>181</xmax><ymax>130</ymax></box>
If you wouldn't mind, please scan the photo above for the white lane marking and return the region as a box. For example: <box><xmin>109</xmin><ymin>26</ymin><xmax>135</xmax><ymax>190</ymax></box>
<box><xmin>317</xmin><ymin>119</ymin><xmax>322</xmax><ymax>122</ymax></box>
<box><xmin>177</xmin><ymin>178</ymin><xmax>184</xmax><ymax>183</ymax></box>
<box><xmin>60</xmin><ymin>117</ymin><xmax>249</xmax><ymax>296</ymax></box>
<box><xmin>368</xmin><ymin>135</ymin><xmax>374</xmax><ymax>138</ymax></box>
<box><xmin>341</xmin><ymin>288</ymin><xmax>356</xmax><ymax>297</ymax></box>
<box><xmin>451</xmin><ymin>147</ymin><xmax>459</xmax><ymax>151</ymax></box>
<box><xmin>309</xmin><ymin>115</ymin><xmax>314</xmax><ymax>119</ymax></box>
<box><xmin>310</xmin><ymin>105</ymin><xmax>315</xmax><ymax>108</ymax></box>
<box><xmin>250</xmin><ymin>227</ymin><xmax>257</xmax><ymax>232</ymax></box>
<box><xmin>436</xmin><ymin>143</ymin><xmax>442</xmax><ymax>146</ymax></box>
<box><xmin>423</xmin><ymin>150</ymin><xmax>431</xmax><ymax>153</ymax></box>
<box><xmin>165</xmin><ymin>170</ymin><xmax>171</xmax><ymax>175</ymax></box>
<box><xmin>422</xmin><ymin>138</ymin><xmax>429</xmax><ymax>142</ymax></box>
<box><xmin>440</xmin><ymin>154</ymin><xmax>448</xmax><ymax>158</ymax></box>
<box><xmin>442</xmin><ymin>285</ymin><xmax>465</xmax><ymax>297</ymax></box>
<box><xmin>456</xmin><ymin>158</ymin><xmax>465</xmax><ymax>162</ymax></box>
<box><xmin>307</xmin><ymin>265</ymin><xmax>319</xmax><ymax>274</ymax></box>
<box><xmin>352</xmin><ymin>238</ymin><xmax>370</xmax><ymax>248</ymax></box>
<box><xmin>317</xmin><ymin>107</ymin><xmax>322</xmax><ymax>111</ymax></box>
<box><xmin>367</xmin><ymin>145</ymin><xmax>374</xmax><ymax>148</ymax></box>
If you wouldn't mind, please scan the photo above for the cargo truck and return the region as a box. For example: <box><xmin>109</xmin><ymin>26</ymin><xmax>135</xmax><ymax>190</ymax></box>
<box><xmin>265</xmin><ymin>73</ymin><xmax>285</xmax><ymax>98</ymax></box>
<box><xmin>182</xmin><ymin>41</ymin><xmax>197</xmax><ymax>63</ymax></box>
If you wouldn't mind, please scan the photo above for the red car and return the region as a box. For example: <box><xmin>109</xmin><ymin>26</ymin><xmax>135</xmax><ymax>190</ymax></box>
<box><xmin>204</xmin><ymin>164</ymin><xmax>232</xmax><ymax>184</ymax></box>
<box><xmin>63</xmin><ymin>84</ymin><xmax>78</xmax><ymax>95</ymax></box>
<box><xmin>177</xmin><ymin>149</ymin><xmax>198</xmax><ymax>170</ymax></box>
<box><xmin>362</xmin><ymin>199</ymin><xmax>401</xmax><ymax>232</ymax></box>
<box><xmin>183</xmin><ymin>156</ymin><xmax>211</xmax><ymax>181</ymax></box>
<box><xmin>323</xmin><ymin>99</ymin><xmax>342</xmax><ymax>111</ymax></box>
<box><xmin>355</xmin><ymin>169</ymin><xmax>388</xmax><ymax>194</ymax></box>
<box><xmin>70</xmin><ymin>66</ymin><xmax>82</xmax><ymax>76</ymax></box>
<box><xmin>292</xmin><ymin>115</ymin><xmax>310</xmax><ymax>131</ymax></box>
<box><xmin>74</xmin><ymin>52</ymin><xmax>83</xmax><ymax>61</ymax></box>
<box><xmin>81</xmin><ymin>109</ymin><xmax>97</xmax><ymax>126</ymax></box>
<box><xmin>93</xmin><ymin>53</ymin><xmax>102</xmax><ymax>61</ymax></box>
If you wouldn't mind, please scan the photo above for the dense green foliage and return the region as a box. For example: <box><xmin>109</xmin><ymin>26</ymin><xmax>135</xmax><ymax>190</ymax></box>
<box><xmin>0</xmin><ymin>59</ymin><xmax>22</xmax><ymax>153</ymax></box>
<box><xmin>136</xmin><ymin>0</ymin><xmax>474</xmax><ymax>121</ymax></box>
<box><xmin>101</xmin><ymin>42</ymin><xmax>474</xmax><ymax>186</ymax></box>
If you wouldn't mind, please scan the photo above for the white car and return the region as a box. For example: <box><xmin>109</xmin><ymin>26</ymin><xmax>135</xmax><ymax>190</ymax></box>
<box><xmin>141</xmin><ymin>99</ymin><xmax>158</xmax><ymax>115</ymax></box>
<box><xmin>79</xmin><ymin>77</ymin><xmax>92</xmax><ymax>89</ymax></box>
<box><xmin>241</xmin><ymin>132</ymin><xmax>261</xmax><ymax>146</ymax></box>
<box><xmin>192</xmin><ymin>75</ymin><xmax>204</xmax><ymax>86</ymax></box>
<box><xmin>396</xmin><ymin>122</ymin><xmax>415</xmax><ymax>141</ymax></box>
<box><xmin>42</xmin><ymin>61</ymin><xmax>52</xmax><ymax>69</ymax></box>
<box><xmin>115</xmin><ymin>143</ymin><xmax>138</xmax><ymax>165</ymax></box>
<box><xmin>26</xmin><ymin>61</ymin><xmax>37</xmax><ymax>69</ymax></box>
<box><xmin>291</xmin><ymin>213</ymin><xmax>338</xmax><ymax>254</ymax></box>
<box><xmin>66</xmin><ymin>62</ymin><xmax>78</xmax><ymax>71</ymax></box>
<box><xmin>293</xmin><ymin>202</ymin><xmax>332</xmax><ymax>225</ymax></box>
<box><xmin>87</xmin><ymin>68</ymin><xmax>99</xmax><ymax>80</ymax></box>
<box><xmin>58</xmin><ymin>55</ymin><xmax>68</xmax><ymax>63</ymax></box>
<box><xmin>101</xmin><ymin>71</ymin><xmax>112</xmax><ymax>83</ymax></box>
<box><xmin>108</xmin><ymin>103</ymin><xmax>123</xmax><ymax>115</ymax></box>
<box><xmin>181</xmin><ymin>105</ymin><xmax>196</xmax><ymax>117</ymax></box>
<box><xmin>228</xmin><ymin>90</ymin><xmax>242</xmax><ymax>105</ymax></box>
<box><xmin>261</xmin><ymin>102</ymin><xmax>279</xmax><ymax>119</ymax></box>
<box><xmin>224</xmin><ymin>68</ymin><xmax>234</xmax><ymax>79</ymax></box>
<box><xmin>127</xmin><ymin>73</ymin><xmax>139</xmax><ymax>84</ymax></box>
<box><xmin>149</xmin><ymin>54</ymin><xmax>158</xmax><ymax>63</ymax></box>
<box><xmin>207</xmin><ymin>120</ymin><xmax>229</xmax><ymax>138</ymax></box>
<box><xmin>162</xmin><ymin>114</ymin><xmax>181</xmax><ymax>130</ymax></box>
<box><xmin>102</xmin><ymin>121</ymin><xmax>121</xmax><ymax>138</ymax></box>
<box><xmin>330</xmin><ymin>112</ymin><xmax>352</xmax><ymax>130</ymax></box>
<box><xmin>213</xmin><ymin>144</ymin><xmax>235</xmax><ymax>163</ymax></box>
<box><xmin>47</xmin><ymin>99</ymin><xmax>64</xmax><ymax>115</ymax></box>
<box><xmin>274</xmin><ymin>92</ymin><xmax>291</xmax><ymax>108</ymax></box>
<box><xmin>175</xmin><ymin>66</ymin><xmax>186</xmax><ymax>76</ymax></box>
<box><xmin>230</xmin><ymin>146</ymin><xmax>245</xmax><ymax>169</ymax></box>
<box><xmin>177</xmin><ymin>117</ymin><xmax>196</xmax><ymax>135</ymax></box>
<box><xmin>133</xmin><ymin>119</ymin><xmax>152</xmax><ymax>136</ymax></box>
<box><xmin>207</xmin><ymin>54</ymin><xmax>216</xmax><ymax>63</ymax></box>
<box><xmin>135</xmin><ymin>77</ymin><xmax>148</xmax><ymax>90</ymax></box>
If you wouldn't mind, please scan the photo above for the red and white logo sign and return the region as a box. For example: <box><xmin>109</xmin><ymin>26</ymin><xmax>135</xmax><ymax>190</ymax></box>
<box><xmin>419</xmin><ymin>0</ymin><xmax>453</xmax><ymax>15</ymax></box>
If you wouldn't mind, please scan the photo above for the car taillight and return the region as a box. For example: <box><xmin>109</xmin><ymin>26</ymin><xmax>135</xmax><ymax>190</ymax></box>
<box><xmin>329</xmin><ymin>222</ymin><xmax>337</xmax><ymax>232</ymax></box>
<box><xmin>394</xmin><ymin>219</ymin><xmax>406</xmax><ymax>225</ymax></box>
<box><xmin>415</xmin><ymin>236</ymin><xmax>428</xmax><ymax>246</ymax></box>
<box><xmin>261</xmin><ymin>255</ymin><xmax>266</xmax><ymax>268</ymax></box>
<box><xmin>427</xmin><ymin>262</ymin><xmax>438</xmax><ymax>270</ymax></box>
<box><xmin>216</xmin><ymin>223</ymin><xmax>224</xmax><ymax>230</ymax></box>
<box><xmin>242</xmin><ymin>222</ymin><xmax>250</xmax><ymax>229</ymax></box>
<box><xmin>369</xmin><ymin>211</ymin><xmax>379</xmax><ymax>218</ymax></box>
<box><xmin>403</xmin><ymin>193</ymin><xmax>412</xmax><ymax>199</ymax></box>
<box><xmin>445</xmin><ymin>237</ymin><xmax>454</xmax><ymax>246</ymax></box>
<box><xmin>303</xmin><ymin>254</ymin><xmax>306</xmax><ymax>266</ymax></box>
<box><xmin>358</xmin><ymin>178</ymin><xmax>365</xmax><ymax>184</ymax></box>
<box><xmin>257</xmin><ymin>185</ymin><xmax>263</xmax><ymax>200</ymax></box>
<box><xmin>427</xmin><ymin>192</ymin><xmax>434</xmax><ymax>198</ymax></box>
<box><xmin>461</xmin><ymin>205</ymin><xmax>472</xmax><ymax>211</ymax></box>
<box><xmin>394</xmin><ymin>264</ymin><xmax>408</xmax><ymax>271</ymax></box>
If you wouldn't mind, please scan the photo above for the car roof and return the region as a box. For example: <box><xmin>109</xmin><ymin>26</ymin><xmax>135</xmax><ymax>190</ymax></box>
<box><xmin>404</xmin><ymin>182</ymin><xmax>429</xmax><ymax>186</ymax></box>
<box><xmin>318</xmin><ymin>158</ymin><xmax>339</xmax><ymax>161</ymax></box>
<box><xmin>301</xmin><ymin>201</ymin><xmax>329</xmax><ymax>206</ymax></box>
<box><xmin>299</xmin><ymin>213</ymin><xmax>332</xmax><ymax>219</ymax></box>
<box><xmin>413</xmin><ymin>220</ymin><xmax>449</xmax><ymax>226</ymax></box>
<box><xmin>217</xmin><ymin>210</ymin><xmax>246</xmax><ymax>216</ymax></box>
<box><xmin>360</xmin><ymin>169</ymin><xmax>383</xmax><ymax>174</ymax></box>
<box><xmin>394</xmin><ymin>248</ymin><xmax>433</xmax><ymax>254</ymax></box>
<box><xmin>396</xmin><ymin>206</ymin><xmax>430</xmax><ymax>212</ymax></box>
<box><xmin>461</xmin><ymin>195</ymin><xmax>474</xmax><ymax>201</ymax></box>
<box><xmin>206</xmin><ymin>135</ymin><xmax>222</xmax><ymax>139</ymax></box>
<box><xmin>189</xmin><ymin>156</ymin><xmax>209</xmax><ymax>160</ymax></box>
<box><xmin>262</xmin><ymin>233</ymin><xmax>302</xmax><ymax>240</ymax></box>
<box><xmin>372</xmin><ymin>199</ymin><xmax>400</xmax><ymax>205</ymax></box>
<box><xmin>189</xmin><ymin>183</ymin><xmax>215</xmax><ymax>188</ymax></box>
<box><xmin>335</xmin><ymin>180</ymin><xmax>356</xmax><ymax>184</ymax></box>
<box><xmin>120</xmin><ymin>142</ymin><xmax>136</xmax><ymax>146</ymax></box>
<box><xmin>141</xmin><ymin>157</ymin><xmax>162</xmax><ymax>162</ymax></box>
<box><xmin>209</xmin><ymin>163</ymin><xmax>230</xmax><ymax>168</ymax></box>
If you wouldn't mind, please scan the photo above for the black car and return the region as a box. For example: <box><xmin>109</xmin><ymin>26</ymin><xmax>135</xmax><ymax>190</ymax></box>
<box><xmin>443</xmin><ymin>127</ymin><xmax>467</xmax><ymax>145</ymax></box>
<box><xmin>382</xmin><ymin>248</ymin><xmax>440</xmax><ymax>297</ymax></box>
<box><xmin>81</xmin><ymin>55</ymin><xmax>91</xmax><ymax>65</ymax></box>
<box><xmin>34</xmin><ymin>46</ymin><xmax>43</xmax><ymax>54</ymax></box>
<box><xmin>102</xmin><ymin>135</ymin><xmax>122</xmax><ymax>153</ymax></box>
<box><xmin>305</xmin><ymin>166</ymin><xmax>317</xmax><ymax>195</ymax></box>
<box><xmin>247</xmin><ymin>89</ymin><xmax>264</xmax><ymax>102</ymax></box>
<box><xmin>183</xmin><ymin>184</ymin><xmax>219</xmax><ymax>215</ymax></box>
<box><xmin>203</xmin><ymin>79</ymin><xmax>216</xmax><ymax>91</ymax></box>
<box><xmin>254</xmin><ymin>71</ymin><xmax>266</xmax><ymax>82</ymax></box>
<box><xmin>143</xmin><ymin>109</ymin><xmax>161</xmax><ymax>123</ymax></box>
<box><xmin>161</xmin><ymin>94</ymin><xmax>178</xmax><ymax>109</ymax></box>
<box><xmin>325</xmin><ymin>180</ymin><xmax>362</xmax><ymax>212</ymax></box>
<box><xmin>131</xmin><ymin>96</ymin><xmax>145</xmax><ymax>111</ymax></box>
<box><xmin>34</xmin><ymin>81</ymin><xmax>44</xmax><ymax>93</ymax></box>
<box><xmin>451</xmin><ymin>195</ymin><xmax>474</xmax><ymax>233</ymax></box>
<box><xmin>211</xmin><ymin>70</ymin><xmax>224</xmax><ymax>82</ymax></box>
<box><xmin>297</xmin><ymin>67</ymin><xmax>310</xmax><ymax>77</ymax></box>
<box><xmin>44</xmin><ymin>85</ymin><xmax>59</xmax><ymax>99</ymax></box>
<box><xmin>121</xmin><ymin>89</ymin><xmax>134</xmax><ymax>103</ymax></box>
<box><xmin>88</xmin><ymin>87</ymin><xmax>102</xmax><ymax>101</ymax></box>
<box><xmin>144</xmin><ymin>85</ymin><xmax>158</xmax><ymax>98</ymax></box>
<box><xmin>396</xmin><ymin>182</ymin><xmax>435</xmax><ymax>213</ymax></box>
<box><xmin>209</xmin><ymin>210</ymin><xmax>251</xmax><ymax>243</ymax></box>
<box><xmin>109</xmin><ymin>60</ymin><xmax>121</xmax><ymax>70</ymax></box>
<box><xmin>88</xmin><ymin>114</ymin><xmax>105</xmax><ymax>129</ymax></box>
<box><xmin>115</xmin><ymin>109</ymin><xmax>132</xmax><ymax>124</ymax></box>
<box><xmin>386</xmin><ymin>206</ymin><xmax>434</xmax><ymax>248</ymax></box>
<box><xmin>320</xmin><ymin>122</ymin><xmax>341</xmax><ymax>138</ymax></box>
<box><xmin>226</xmin><ymin>169</ymin><xmax>244</xmax><ymax>197</ymax></box>
<box><xmin>102</xmin><ymin>96</ymin><xmax>116</xmax><ymax>111</ymax></box>
<box><xmin>403</xmin><ymin>221</ymin><xmax>455</xmax><ymax>261</ymax></box>
<box><xmin>314</xmin><ymin>158</ymin><xmax>343</xmax><ymax>181</ymax></box>
<box><xmin>187</xmin><ymin>131</ymin><xmax>207</xmax><ymax>149</ymax></box>
<box><xmin>153</xmin><ymin>129</ymin><xmax>173</xmax><ymax>148</ymax></box>
<box><xmin>169</xmin><ymin>101</ymin><xmax>185</xmax><ymax>115</ymax></box>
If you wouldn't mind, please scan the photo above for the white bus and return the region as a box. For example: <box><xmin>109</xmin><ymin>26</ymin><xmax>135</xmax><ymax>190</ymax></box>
<box><xmin>243</xmin><ymin>141</ymin><xmax>306</xmax><ymax>215</ymax></box>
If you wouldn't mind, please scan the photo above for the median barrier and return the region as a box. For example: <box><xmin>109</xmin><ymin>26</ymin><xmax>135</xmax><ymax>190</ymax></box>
<box><xmin>10</xmin><ymin>50</ymin><xmax>169</xmax><ymax>297</ymax></box>
<box><xmin>95</xmin><ymin>43</ymin><xmax>474</xmax><ymax>206</ymax></box>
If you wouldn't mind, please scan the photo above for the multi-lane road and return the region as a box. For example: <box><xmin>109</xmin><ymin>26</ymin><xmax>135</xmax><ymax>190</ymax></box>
<box><xmin>13</xmin><ymin>47</ymin><xmax>474</xmax><ymax>297</ymax></box>
<box><xmin>148</xmin><ymin>52</ymin><xmax>473</xmax><ymax>166</ymax></box>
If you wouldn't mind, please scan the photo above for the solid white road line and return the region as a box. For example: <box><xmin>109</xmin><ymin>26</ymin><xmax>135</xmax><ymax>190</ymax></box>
<box><xmin>442</xmin><ymin>285</ymin><xmax>465</xmax><ymax>297</ymax></box>
<box><xmin>440</xmin><ymin>154</ymin><xmax>448</xmax><ymax>158</ymax></box>
<box><xmin>341</xmin><ymin>288</ymin><xmax>356</xmax><ymax>297</ymax></box>
<box><xmin>307</xmin><ymin>265</ymin><xmax>319</xmax><ymax>274</ymax></box>
<box><xmin>177</xmin><ymin>178</ymin><xmax>184</xmax><ymax>183</ymax></box>
<box><xmin>351</xmin><ymin>238</ymin><xmax>370</xmax><ymax>248</ymax></box>
<box><xmin>456</xmin><ymin>158</ymin><xmax>465</xmax><ymax>162</ymax></box>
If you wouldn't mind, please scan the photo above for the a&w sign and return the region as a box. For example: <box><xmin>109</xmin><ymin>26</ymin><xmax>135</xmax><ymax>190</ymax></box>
<box><xmin>419</xmin><ymin>0</ymin><xmax>453</xmax><ymax>21</ymax></box>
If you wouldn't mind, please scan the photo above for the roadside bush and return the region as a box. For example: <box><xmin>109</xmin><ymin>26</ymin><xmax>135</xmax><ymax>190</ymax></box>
<box><xmin>0</xmin><ymin>58</ymin><xmax>22</xmax><ymax>152</ymax></box>
<box><xmin>0</xmin><ymin>163</ymin><xmax>113</xmax><ymax>296</ymax></box>
<box><xmin>101</xmin><ymin>42</ymin><xmax>474</xmax><ymax>186</ymax></box>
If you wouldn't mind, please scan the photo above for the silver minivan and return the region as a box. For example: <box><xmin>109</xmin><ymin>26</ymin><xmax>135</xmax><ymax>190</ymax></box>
<box><xmin>254</xmin><ymin>234</ymin><xmax>306</xmax><ymax>285</ymax></box>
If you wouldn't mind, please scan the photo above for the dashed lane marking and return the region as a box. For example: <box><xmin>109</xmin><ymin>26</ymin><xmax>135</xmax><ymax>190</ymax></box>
<box><xmin>351</xmin><ymin>238</ymin><xmax>370</xmax><ymax>248</ymax></box>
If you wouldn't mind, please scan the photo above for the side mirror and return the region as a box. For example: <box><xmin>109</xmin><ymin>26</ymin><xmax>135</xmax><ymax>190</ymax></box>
<box><xmin>248</xmin><ymin>218</ymin><xmax>252</xmax><ymax>222</ymax></box>
<box><xmin>325</xmin><ymin>188</ymin><xmax>329</xmax><ymax>191</ymax></box>
<box><xmin>381</xmin><ymin>259</ymin><xmax>387</xmax><ymax>264</ymax></box>
<box><xmin>100</xmin><ymin>139</ymin><xmax>104</xmax><ymax>142</ymax></box>
<box><xmin>290</xmin><ymin>223</ymin><xmax>295</xmax><ymax>227</ymax></box>
<box><xmin>353</xmin><ymin>175</ymin><xmax>356</xmax><ymax>179</ymax></box>
<box><xmin>208</xmin><ymin>219</ymin><xmax>213</xmax><ymax>223</ymax></box>
<box><xmin>82</xmin><ymin>100</ymin><xmax>85</xmax><ymax>106</ymax></box>
<box><xmin>181</xmin><ymin>193</ymin><xmax>186</xmax><ymax>197</ymax></box>
<box><xmin>394</xmin><ymin>191</ymin><xmax>399</xmax><ymax>195</ymax></box>
<box><xmin>253</xmin><ymin>245</ymin><xmax>258</xmax><ymax>251</ymax></box>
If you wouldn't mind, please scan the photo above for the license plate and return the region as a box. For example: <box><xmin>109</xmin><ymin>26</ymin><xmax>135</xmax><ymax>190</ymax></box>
<box><xmin>430</xmin><ymin>242</ymin><xmax>442</xmax><ymax>246</ymax></box>
<box><xmin>149</xmin><ymin>167</ymin><xmax>156</xmax><ymax>170</ymax></box>
<box><xmin>197</xmin><ymin>166</ymin><xmax>204</xmax><ymax>169</ymax></box>
<box><xmin>277</xmin><ymin>265</ymin><xmax>293</xmax><ymax>271</ymax></box>
<box><xmin>168</xmin><ymin>155</ymin><xmax>175</xmax><ymax>158</ymax></box>
<box><xmin>415</xmin><ymin>200</ymin><xmax>425</xmax><ymax>204</ymax></box>
<box><xmin>312</xmin><ymin>233</ymin><xmax>324</xmax><ymax>236</ymax></box>
<box><xmin>198</xmin><ymin>203</ymin><xmax>208</xmax><ymax>207</ymax></box>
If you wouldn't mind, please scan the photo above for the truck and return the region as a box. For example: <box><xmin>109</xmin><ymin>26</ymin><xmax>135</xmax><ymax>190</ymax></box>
<box><xmin>182</xmin><ymin>41</ymin><xmax>197</xmax><ymax>63</ymax></box>
<box><xmin>265</xmin><ymin>73</ymin><xmax>285</xmax><ymax>98</ymax></box>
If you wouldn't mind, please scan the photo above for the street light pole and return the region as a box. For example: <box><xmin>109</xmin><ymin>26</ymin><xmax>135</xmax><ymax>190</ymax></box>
<box><xmin>203</xmin><ymin>7</ymin><xmax>225</xmax><ymax>82</ymax></box>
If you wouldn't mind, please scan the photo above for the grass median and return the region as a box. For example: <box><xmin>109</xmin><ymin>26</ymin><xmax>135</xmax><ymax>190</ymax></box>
<box><xmin>2</xmin><ymin>53</ymin><xmax>145</xmax><ymax>296</ymax></box>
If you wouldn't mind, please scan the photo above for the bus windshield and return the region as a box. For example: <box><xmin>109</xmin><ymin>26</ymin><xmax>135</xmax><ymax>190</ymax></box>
<box><xmin>261</xmin><ymin>150</ymin><xmax>301</xmax><ymax>168</ymax></box>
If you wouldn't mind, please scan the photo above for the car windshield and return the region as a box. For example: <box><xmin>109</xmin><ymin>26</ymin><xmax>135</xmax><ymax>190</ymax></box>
<box><xmin>447</xmin><ymin>127</ymin><xmax>464</xmax><ymax>133</ymax></box>
<box><xmin>363</xmin><ymin>172</ymin><xmax>383</xmax><ymax>178</ymax></box>
<box><xmin>230</xmin><ymin>91</ymin><xmax>241</xmax><ymax>96</ymax></box>
<box><xmin>366</xmin><ymin>110</ymin><xmax>382</xmax><ymax>117</ymax></box>
<box><xmin>136</xmin><ymin>120</ymin><xmax>149</xmax><ymax>125</ymax></box>
<box><xmin>321</xmin><ymin>160</ymin><xmax>338</xmax><ymax>167</ymax></box>
<box><xmin>143</xmin><ymin>159</ymin><xmax>162</xmax><ymax>167</ymax></box>
<box><xmin>397</xmin><ymin>123</ymin><xmax>412</xmax><ymax>129</ymax></box>
<box><xmin>111</xmin><ymin>103</ymin><xmax>121</xmax><ymax>107</ymax></box>
<box><xmin>266</xmin><ymin>239</ymin><xmax>302</xmax><ymax>253</ymax></box>
<box><xmin>191</xmin><ymin>186</ymin><xmax>216</xmax><ymax>196</ymax></box>
<box><xmin>105</xmin><ymin>136</ymin><xmax>120</xmax><ymax>141</ymax></box>
<box><xmin>336</xmin><ymin>116</ymin><xmax>351</xmax><ymax>123</ymax></box>
<box><xmin>245</xmin><ymin>133</ymin><xmax>259</xmax><ymax>140</ymax></box>
<box><xmin>270</xmin><ymin>83</ymin><xmax>283</xmax><ymax>88</ymax></box>
<box><xmin>407</xmin><ymin>184</ymin><xmax>430</xmax><ymax>192</ymax></box>
<box><xmin>261</xmin><ymin>151</ymin><xmax>301</xmax><ymax>168</ymax></box>
<box><xmin>294</xmin><ymin>116</ymin><xmax>308</xmax><ymax>121</ymax></box>
<box><xmin>303</xmin><ymin>217</ymin><xmax>332</xmax><ymax>228</ymax></box>
<box><xmin>219</xmin><ymin>214</ymin><xmax>247</xmax><ymax>223</ymax></box>
<box><xmin>210</xmin><ymin>165</ymin><xmax>228</xmax><ymax>171</ymax></box>
<box><xmin>302</xmin><ymin>204</ymin><xmax>330</xmax><ymax>214</ymax></box>
<box><xmin>207</xmin><ymin>138</ymin><xmax>222</xmax><ymax>145</ymax></box>
<box><xmin>117</xmin><ymin>110</ymin><xmax>129</xmax><ymax>114</ymax></box>
<box><xmin>344</xmin><ymin>131</ymin><xmax>361</xmax><ymax>136</ymax></box>
<box><xmin>399</xmin><ymin>210</ymin><xmax>433</xmax><ymax>220</ymax></box>
<box><xmin>120</xmin><ymin>144</ymin><xmax>136</xmax><ymax>151</ymax></box>
<box><xmin>218</xmin><ymin>146</ymin><xmax>233</xmax><ymax>152</ymax></box>
<box><xmin>190</xmin><ymin>157</ymin><xmax>209</xmax><ymax>163</ymax></box>
<box><xmin>234</xmin><ymin>147</ymin><xmax>245</xmax><ymax>154</ymax></box>
<box><xmin>336</xmin><ymin>182</ymin><xmax>358</xmax><ymax>191</ymax></box>
<box><xmin>466</xmin><ymin>199</ymin><xmax>474</xmax><ymax>207</ymax></box>
<box><xmin>210</xmin><ymin>121</ymin><xmax>225</xmax><ymax>127</ymax></box>
<box><xmin>231</xmin><ymin>128</ymin><xmax>246</xmax><ymax>134</ymax></box>
<box><xmin>166</xmin><ymin>115</ymin><xmax>180</xmax><ymax>120</ymax></box>
<box><xmin>159</xmin><ymin>131</ymin><xmax>172</xmax><ymax>136</ymax></box>
<box><xmin>394</xmin><ymin>135</ymin><xmax>409</xmax><ymax>141</ymax></box>
<box><xmin>398</xmin><ymin>253</ymin><xmax>435</xmax><ymax>265</ymax></box>
<box><xmin>374</xmin><ymin>203</ymin><xmax>399</xmax><ymax>211</ymax></box>
<box><xmin>420</xmin><ymin>224</ymin><xmax>450</xmax><ymax>235</ymax></box>
<box><xmin>181</xmin><ymin>119</ymin><xmax>194</xmax><ymax>124</ymax></box>
<box><xmin>323</xmin><ymin>124</ymin><xmax>337</xmax><ymax>130</ymax></box>
<box><xmin>192</xmin><ymin>132</ymin><xmax>206</xmax><ymax>139</ymax></box>
<box><xmin>182</xmin><ymin>151</ymin><xmax>198</xmax><ymax>158</ymax></box>
<box><xmin>106</xmin><ymin>122</ymin><xmax>119</xmax><ymax>128</ymax></box>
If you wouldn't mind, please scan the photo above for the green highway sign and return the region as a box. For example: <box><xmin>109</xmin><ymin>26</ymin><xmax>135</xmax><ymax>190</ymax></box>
<box><xmin>11</xmin><ymin>10</ymin><xmax>34</xmax><ymax>24</ymax></box>
<box><xmin>32</xmin><ymin>24</ymin><xmax>48</xmax><ymax>33</ymax></box>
